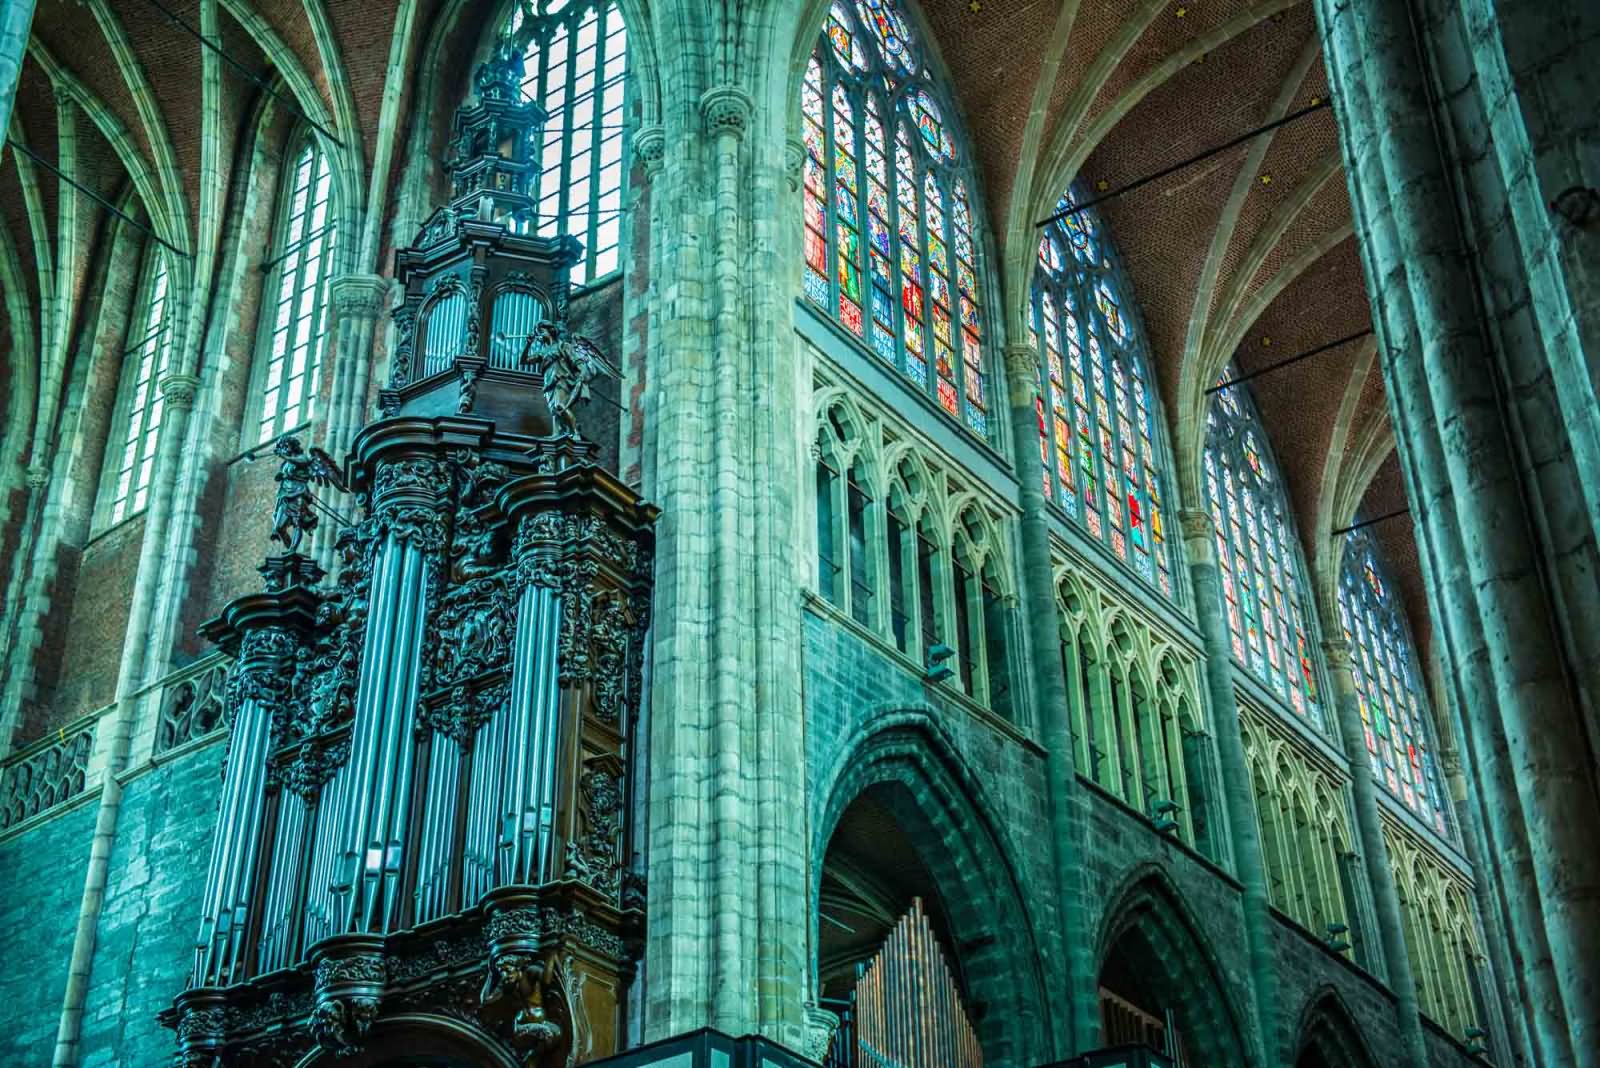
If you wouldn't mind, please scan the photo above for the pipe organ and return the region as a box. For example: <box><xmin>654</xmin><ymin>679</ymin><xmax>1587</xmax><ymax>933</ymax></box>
<box><xmin>166</xmin><ymin>23</ymin><xmax>655</xmax><ymax>1068</ymax></box>
<box><xmin>825</xmin><ymin>899</ymin><xmax>983</xmax><ymax>1068</ymax></box>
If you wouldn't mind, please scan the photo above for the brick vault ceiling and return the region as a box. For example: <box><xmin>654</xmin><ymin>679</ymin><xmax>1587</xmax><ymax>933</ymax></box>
<box><xmin>0</xmin><ymin>0</ymin><xmax>1429</xmax><ymax>656</ymax></box>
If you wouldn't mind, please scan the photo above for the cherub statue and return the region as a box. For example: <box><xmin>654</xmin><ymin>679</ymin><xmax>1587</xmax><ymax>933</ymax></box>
<box><xmin>519</xmin><ymin>320</ymin><xmax>617</xmax><ymax>436</ymax></box>
<box><xmin>271</xmin><ymin>436</ymin><xmax>346</xmax><ymax>553</ymax></box>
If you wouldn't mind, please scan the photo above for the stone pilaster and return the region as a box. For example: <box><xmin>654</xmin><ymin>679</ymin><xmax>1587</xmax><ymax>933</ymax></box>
<box><xmin>1322</xmin><ymin>639</ymin><xmax>1427</xmax><ymax>1068</ymax></box>
<box><xmin>1001</xmin><ymin>343</ymin><xmax>1095</xmax><ymax>1054</ymax></box>
<box><xmin>316</xmin><ymin>273</ymin><xmax>391</xmax><ymax>565</ymax></box>
<box><xmin>1178</xmin><ymin>508</ymin><xmax>1276</xmax><ymax>1066</ymax></box>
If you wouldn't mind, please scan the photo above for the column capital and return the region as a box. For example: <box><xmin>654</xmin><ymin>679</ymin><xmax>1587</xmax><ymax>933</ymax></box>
<box><xmin>699</xmin><ymin>86</ymin><xmax>752</xmax><ymax>140</ymax></box>
<box><xmin>633</xmin><ymin>124</ymin><xmax>666</xmax><ymax>176</ymax></box>
<box><xmin>159</xmin><ymin>373</ymin><xmax>202</xmax><ymax>409</ymax></box>
<box><xmin>1177</xmin><ymin>507</ymin><xmax>1214</xmax><ymax>546</ymax></box>
<box><xmin>1001</xmin><ymin>342</ymin><xmax>1037</xmax><ymax>379</ymax></box>
<box><xmin>1320</xmin><ymin>637</ymin><xmax>1354</xmax><ymax>672</ymax></box>
<box><xmin>329</xmin><ymin>273</ymin><xmax>390</xmax><ymax>320</ymax></box>
<box><xmin>24</xmin><ymin>464</ymin><xmax>49</xmax><ymax>491</ymax></box>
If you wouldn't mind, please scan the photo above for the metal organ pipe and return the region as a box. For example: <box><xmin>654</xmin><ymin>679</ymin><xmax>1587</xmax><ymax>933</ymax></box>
<box><xmin>192</xmin><ymin>696</ymin><xmax>271</xmax><ymax>986</ymax></box>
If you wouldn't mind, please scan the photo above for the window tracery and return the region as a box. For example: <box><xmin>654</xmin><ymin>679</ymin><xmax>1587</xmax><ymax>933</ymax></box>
<box><xmin>799</xmin><ymin>0</ymin><xmax>993</xmax><ymax>439</ymax></box>
<box><xmin>1203</xmin><ymin>374</ymin><xmax>1322</xmax><ymax>723</ymax></box>
<box><xmin>255</xmin><ymin>136</ymin><xmax>336</xmax><ymax>444</ymax></box>
<box><xmin>1054</xmin><ymin>570</ymin><xmax>1218</xmax><ymax>861</ymax></box>
<box><xmin>1029</xmin><ymin>197</ymin><xmax>1173</xmax><ymax>598</ymax></box>
<box><xmin>507</xmin><ymin>0</ymin><xmax>629</xmax><ymax>282</ymax></box>
<box><xmin>1386</xmin><ymin>828</ymin><xmax>1485</xmax><ymax>1039</ymax></box>
<box><xmin>1338</xmin><ymin>526</ymin><xmax>1449</xmax><ymax>835</ymax></box>
<box><xmin>103</xmin><ymin>248</ymin><xmax>175</xmax><ymax>526</ymax></box>
<box><xmin>809</xmin><ymin>381</ymin><xmax>1017</xmax><ymax>722</ymax></box>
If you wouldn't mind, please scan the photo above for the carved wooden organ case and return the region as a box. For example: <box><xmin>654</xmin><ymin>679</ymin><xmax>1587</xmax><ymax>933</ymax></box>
<box><xmin>166</xmin><ymin>33</ymin><xmax>656</xmax><ymax>1068</ymax></box>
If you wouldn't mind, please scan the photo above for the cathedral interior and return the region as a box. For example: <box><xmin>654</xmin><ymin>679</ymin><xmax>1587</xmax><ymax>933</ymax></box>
<box><xmin>0</xmin><ymin>0</ymin><xmax>1595</xmax><ymax>1066</ymax></box>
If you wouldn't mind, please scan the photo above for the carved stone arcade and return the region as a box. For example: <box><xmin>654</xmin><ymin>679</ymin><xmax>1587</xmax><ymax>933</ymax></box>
<box><xmin>165</xmin><ymin>34</ymin><xmax>654</xmax><ymax>1068</ymax></box>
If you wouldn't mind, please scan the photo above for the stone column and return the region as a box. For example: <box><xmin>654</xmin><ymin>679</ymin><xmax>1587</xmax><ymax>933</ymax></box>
<box><xmin>1178</xmin><ymin>508</ymin><xmax>1276</xmax><ymax>1066</ymax></box>
<box><xmin>315</xmin><ymin>274</ymin><xmax>391</xmax><ymax>564</ymax></box>
<box><xmin>1001</xmin><ymin>345</ymin><xmax>1097</xmax><ymax>1054</ymax></box>
<box><xmin>53</xmin><ymin>372</ymin><xmax>202</xmax><ymax>1068</ymax></box>
<box><xmin>1314</xmin><ymin>0</ymin><xmax>1600</xmax><ymax>1057</ymax></box>
<box><xmin>1322</xmin><ymin>640</ymin><xmax>1427</xmax><ymax>1068</ymax></box>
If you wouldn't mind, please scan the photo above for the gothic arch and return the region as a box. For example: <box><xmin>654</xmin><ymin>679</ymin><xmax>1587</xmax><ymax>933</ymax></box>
<box><xmin>1094</xmin><ymin>864</ymin><xmax>1255</xmax><ymax>1067</ymax></box>
<box><xmin>812</xmin><ymin>708</ymin><xmax>1053</xmax><ymax>1068</ymax></box>
<box><xmin>1292</xmin><ymin>989</ymin><xmax>1377</xmax><ymax>1068</ymax></box>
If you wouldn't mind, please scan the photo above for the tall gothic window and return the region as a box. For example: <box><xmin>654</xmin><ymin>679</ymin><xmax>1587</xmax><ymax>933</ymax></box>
<box><xmin>1338</xmin><ymin>527</ymin><xmax>1449</xmax><ymax>834</ymax></box>
<box><xmin>102</xmin><ymin>247</ymin><xmax>176</xmax><ymax>526</ymax></box>
<box><xmin>511</xmin><ymin>0</ymin><xmax>628</xmax><ymax>283</ymax></box>
<box><xmin>1203</xmin><ymin>375</ymin><xmax>1323</xmax><ymax>723</ymax></box>
<box><xmin>1028</xmin><ymin>195</ymin><xmax>1174</xmax><ymax>597</ymax></box>
<box><xmin>799</xmin><ymin>0</ymin><xmax>993</xmax><ymax>438</ymax></box>
<box><xmin>254</xmin><ymin>135</ymin><xmax>335</xmax><ymax>444</ymax></box>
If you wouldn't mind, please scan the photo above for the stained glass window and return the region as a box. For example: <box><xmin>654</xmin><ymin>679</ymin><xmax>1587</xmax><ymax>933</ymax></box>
<box><xmin>103</xmin><ymin>247</ymin><xmax>175</xmax><ymax>526</ymax></box>
<box><xmin>1028</xmin><ymin>193</ymin><xmax>1173</xmax><ymax>598</ymax></box>
<box><xmin>799</xmin><ymin>0</ymin><xmax>993</xmax><ymax>438</ymax></box>
<box><xmin>1338</xmin><ymin>526</ymin><xmax>1449</xmax><ymax>835</ymax></box>
<box><xmin>1203</xmin><ymin>371</ymin><xmax>1323</xmax><ymax>724</ymax></box>
<box><xmin>255</xmin><ymin>136</ymin><xmax>335</xmax><ymax>444</ymax></box>
<box><xmin>511</xmin><ymin>0</ymin><xmax>628</xmax><ymax>282</ymax></box>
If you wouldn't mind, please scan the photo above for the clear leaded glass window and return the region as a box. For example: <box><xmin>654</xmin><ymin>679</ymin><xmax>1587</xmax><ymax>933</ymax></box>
<box><xmin>105</xmin><ymin>248</ymin><xmax>175</xmax><ymax>525</ymax></box>
<box><xmin>799</xmin><ymin>0</ymin><xmax>993</xmax><ymax>438</ymax></box>
<box><xmin>255</xmin><ymin>136</ymin><xmax>335</xmax><ymax>444</ymax></box>
<box><xmin>1337</xmin><ymin>526</ymin><xmax>1449</xmax><ymax>834</ymax></box>
<box><xmin>511</xmin><ymin>0</ymin><xmax>628</xmax><ymax>283</ymax></box>
<box><xmin>1203</xmin><ymin>373</ymin><xmax>1323</xmax><ymax>723</ymax></box>
<box><xmin>1028</xmin><ymin>195</ymin><xmax>1173</xmax><ymax>597</ymax></box>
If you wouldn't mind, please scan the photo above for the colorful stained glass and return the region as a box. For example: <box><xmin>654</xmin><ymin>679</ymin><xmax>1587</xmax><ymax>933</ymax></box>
<box><xmin>799</xmin><ymin>0</ymin><xmax>992</xmax><ymax>440</ymax></box>
<box><xmin>1204</xmin><ymin>363</ymin><xmax>1323</xmax><ymax>727</ymax></box>
<box><xmin>907</xmin><ymin>88</ymin><xmax>956</xmax><ymax>163</ymax></box>
<box><xmin>1340</xmin><ymin>526</ymin><xmax>1448</xmax><ymax>836</ymax></box>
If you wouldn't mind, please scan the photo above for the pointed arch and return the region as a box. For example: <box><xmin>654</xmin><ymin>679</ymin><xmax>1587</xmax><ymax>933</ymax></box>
<box><xmin>1026</xmin><ymin>193</ymin><xmax>1177</xmax><ymax>599</ymax></box>
<box><xmin>795</xmin><ymin>0</ymin><xmax>999</xmax><ymax>442</ymax></box>
<box><xmin>1202</xmin><ymin>375</ymin><xmax>1327</xmax><ymax>725</ymax></box>
<box><xmin>1094</xmin><ymin>864</ymin><xmax>1255</xmax><ymax>1067</ymax></box>
<box><xmin>813</xmin><ymin>708</ymin><xmax>1053</xmax><ymax>1068</ymax></box>
<box><xmin>1293</xmin><ymin>988</ymin><xmax>1378</xmax><ymax>1068</ymax></box>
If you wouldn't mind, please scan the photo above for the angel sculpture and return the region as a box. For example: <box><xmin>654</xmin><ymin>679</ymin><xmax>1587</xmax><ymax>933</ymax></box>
<box><xmin>519</xmin><ymin>320</ymin><xmax>617</xmax><ymax>436</ymax></box>
<box><xmin>271</xmin><ymin>435</ymin><xmax>346</xmax><ymax>553</ymax></box>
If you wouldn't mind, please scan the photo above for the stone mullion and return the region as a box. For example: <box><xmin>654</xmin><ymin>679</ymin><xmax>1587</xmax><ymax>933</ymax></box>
<box><xmin>1340</xmin><ymin>3</ymin><xmax>1600</xmax><ymax>1056</ymax></box>
<box><xmin>1001</xmin><ymin>344</ymin><xmax>1095</xmax><ymax>1056</ymax></box>
<box><xmin>1314</xmin><ymin>3</ymin><xmax>1577</xmax><ymax>1064</ymax></box>
<box><xmin>1178</xmin><ymin>508</ymin><xmax>1276</xmax><ymax>1066</ymax></box>
<box><xmin>1324</xmin><ymin>639</ymin><xmax>1428</xmax><ymax>1066</ymax></box>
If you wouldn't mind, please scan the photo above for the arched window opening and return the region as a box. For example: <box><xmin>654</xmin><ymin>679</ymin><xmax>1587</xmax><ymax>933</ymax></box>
<box><xmin>506</xmin><ymin>0</ymin><xmax>629</xmax><ymax>282</ymax></box>
<box><xmin>1029</xmin><ymin>201</ymin><xmax>1174</xmax><ymax>598</ymax></box>
<box><xmin>798</xmin><ymin>0</ymin><xmax>995</xmax><ymax>440</ymax></box>
<box><xmin>419</xmin><ymin>287</ymin><xmax>470</xmax><ymax>378</ymax></box>
<box><xmin>1204</xmin><ymin>375</ymin><xmax>1324</xmax><ymax>725</ymax></box>
<box><xmin>103</xmin><ymin>247</ymin><xmax>176</xmax><ymax>526</ymax></box>
<box><xmin>980</xmin><ymin>560</ymin><xmax>1011</xmax><ymax>722</ymax></box>
<box><xmin>1179</xmin><ymin>714</ymin><xmax>1220</xmax><ymax>860</ymax></box>
<box><xmin>487</xmin><ymin>287</ymin><xmax>544</xmax><ymax>368</ymax></box>
<box><xmin>817</xmin><ymin>439</ymin><xmax>844</xmax><ymax>604</ymax></box>
<box><xmin>255</xmin><ymin>136</ymin><xmax>336</xmax><ymax>443</ymax></box>
<box><xmin>1337</xmin><ymin>526</ymin><xmax>1449</xmax><ymax>835</ymax></box>
<box><xmin>1079</xmin><ymin>640</ymin><xmax>1108</xmax><ymax>789</ymax></box>
<box><xmin>885</xmin><ymin>489</ymin><xmax>914</xmax><ymax>654</ymax></box>
<box><xmin>951</xmin><ymin>542</ymin><xmax>978</xmax><ymax>698</ymax></box>
<box><xmin>915</xmin><ymin>515</ymin><xmax>943</xmax><ymax>658</ymax></box>
<box><xmin>845</xmin><ymin>460</ymin><xmax>874</xmax><ymax>627</ymax></box>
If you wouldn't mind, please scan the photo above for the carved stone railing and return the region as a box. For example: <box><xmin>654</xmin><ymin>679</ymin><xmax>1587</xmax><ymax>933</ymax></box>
<box><xmin>0</xmin><ymin>714</ymin><xmax>97</xmax><ymax>831</ymax></box>
<box><xmin>153</xmin><ymin>653</ymin><xmax>233</xmax><ymax>756</ymax></box>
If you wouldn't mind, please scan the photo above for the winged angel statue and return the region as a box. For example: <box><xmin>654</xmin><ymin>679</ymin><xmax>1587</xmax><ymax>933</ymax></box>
<box><xmin>271</xmin><ymin>435</ymin><xmax>346</xmax><ymax>553</ymax></box>
<box><xmin>518</xmin><ymin>320</ymin><xmax>619</xmax><ymax>436</ymax></box>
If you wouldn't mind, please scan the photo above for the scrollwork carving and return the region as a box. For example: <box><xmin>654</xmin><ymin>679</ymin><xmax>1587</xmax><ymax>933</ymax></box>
<box><xmin>564</xmin><ymin>761</ymin><xmax>622</xmax><ymax>897</ymax></box>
